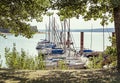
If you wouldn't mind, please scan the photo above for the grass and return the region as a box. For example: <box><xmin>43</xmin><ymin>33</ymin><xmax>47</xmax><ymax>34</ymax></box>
<box><xmin>0</xmin><ymin>68</ymin><xmax>120</xmax><ymax>83</ymax></box>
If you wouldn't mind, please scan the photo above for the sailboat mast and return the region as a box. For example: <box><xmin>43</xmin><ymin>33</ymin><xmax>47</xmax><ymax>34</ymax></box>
<box><xmin>67</xmin><ymin>19</ymin><xmax>70</xmax><ymax>48</ymax></box>
<box><xmin>103</xmin><ymin>25</ymin><xmax>105</xmax><ymax>51</ymax></box>
<box><xmin>60</xmin><ymin>21</ymin><xmax>63</xmax><ymax>45</ymax></box>
<box><xmin>45</xmin><ymin>23</ymin><xmax>47</xmax><ymax>40</ymax></box>
<box><xmin>63</xmin><ymin>19</ymin><xmax>66</xmax><ymax>52</ymax></box>
<box><xmin>48</xmin><ymin>15</ymin><xmax>50</xmax><ymax>42</ymax></box>
<box><xmin>90</xmin><ymin>23</ymin><xmax>93</xmax><ymax>49</ymax></box>
<box><xmin>53</xmin><ymin>17</ymin><xmax>56</xmax><ymax>43</ymax></box>
<box><xmin>51</xmin><ymin>15</ymin><xmax>54</xmax><ymax>43</ymax></box>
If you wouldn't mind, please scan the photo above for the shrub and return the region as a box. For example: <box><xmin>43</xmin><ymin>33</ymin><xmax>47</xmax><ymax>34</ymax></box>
<box><xmin>104</xmin><ymin>46</ymin><xmax>117</xmax><ymax>67</ymax></box>
<box><xmin>87</xmin><ymin>35</ymin><xmax>117</xmax><ymax>69</ymax></box>
<box><xmin>5</xmin><ymin>43</ymin><xmax>45</xmax><ymax>70</ymax></box>
<box><xmin>87</xmin><ymin>53</ymin><xmax>103</xmax><ymax>69</ymax></box>
<box><xmin>57</xmin><ymin>60</ymin><xmax>68</xmax><ymax>70</ymax></box>
<box><xmin>35</xmin><ymin>54</ymin><xmax>45</xmax><ymax>70</ymax></box>
<box><xmin>0</xmin><ymin>55</ymin><xmax>2</xmax><ymax>68</ymax></box>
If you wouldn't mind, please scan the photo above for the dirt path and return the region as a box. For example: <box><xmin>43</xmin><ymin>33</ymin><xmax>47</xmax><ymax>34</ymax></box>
<box><xmin>0</xmin><ymin>69</ymin><xmax>119</xmax><ymax>83</ymax></box>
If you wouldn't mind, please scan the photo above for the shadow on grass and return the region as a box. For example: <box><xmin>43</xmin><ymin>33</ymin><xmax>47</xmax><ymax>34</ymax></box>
<box><xmin>0</xmin><ymin>69</ymin><xmax>120</xmax><ymax>83</ymax></box>
<box><xmin>27</xmin><ymin>69</ymin><xmax>120</xmax><ymax>83</ymax></box>
<box><xmin>0</xmin><ymin>69</ymin><xmax>31</xmax><ymax>83</ymax></box>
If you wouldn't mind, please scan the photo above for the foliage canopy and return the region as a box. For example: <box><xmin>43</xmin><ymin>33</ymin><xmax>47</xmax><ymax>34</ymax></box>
<box><xmin>0</xmin><ymin>0</ymin><xmax>50</xmax><ymax>38</ymax></box>
<box><xmin>51</xmin><ymin>0</ymin><xmax>120</xmax><ymax>25</ymax></box>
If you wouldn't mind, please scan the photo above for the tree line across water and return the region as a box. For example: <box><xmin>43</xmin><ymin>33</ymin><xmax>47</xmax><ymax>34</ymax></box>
<box><xmin>0</xmin><ymin>26</ymin><xmax>38</xmax><ymax>33</ymax></box>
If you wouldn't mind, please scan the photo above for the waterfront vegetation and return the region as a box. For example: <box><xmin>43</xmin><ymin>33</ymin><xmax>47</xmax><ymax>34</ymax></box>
<box><xmin>87</xmin><ymin>36</ymin><xmax>117</xmax><ymax>69</ymax></box>
<box><xmin>4</xmin><ymin>43</ymin><xmax>69</xmax><ymax>70</ymax></box>
<box><xmin>5</xmin><ymin>43</ymin><xmax>45</xmax><ymax>70</ymax></box>
<box><xmin>0</xmin><ymin>55</ymin><xmax>2</xmax><ymax>68</ymax></box>
<box><xmin>4</xmin><ymin>44</ymin><xmax>117</xmax><ymax>70</ymax></box>
<box><xmin>87</xmin><ymin>46</ymin><xmax>117</xmax><ymax>69</ymax></box>
<box><xmin>58</xmin><ymin>60</ymin><xmax>68</xmax><ymax>70</ymax></box>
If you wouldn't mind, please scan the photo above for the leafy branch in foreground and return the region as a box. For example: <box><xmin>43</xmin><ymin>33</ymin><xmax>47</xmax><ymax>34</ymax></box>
<box><xmin>0</xmin><ymin>0</ymin><xmax>50</xmax><ymax>38</ymax></box>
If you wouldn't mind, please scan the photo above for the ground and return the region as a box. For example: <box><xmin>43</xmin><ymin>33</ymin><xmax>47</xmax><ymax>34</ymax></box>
<box><xmin>0</xmin><ymin>68</ymin><xmax>120</xmax><ymax>83</ymax></box>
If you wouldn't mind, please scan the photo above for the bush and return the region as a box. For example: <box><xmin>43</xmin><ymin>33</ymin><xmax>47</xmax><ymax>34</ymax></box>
<box><xmin>35</xmin><ymin>54</ymin><xmax>45</xmax><ymax>70</ymax></box>
<box><xmin>87</xmin><ymin>53</ymin><xmax>103</xmax><ymax>69</ymax></box>
<box><xmin>5</xmin><ymin>43</ymin><xmax>45</xmax><ymax>70</ymax></box>
<box><xmin>104</xmin><ymin>46</ymin><xmax>117</xmax><ymax>67</ymax></box>
<box><xmin>0</xmin><ymin>55</ymin><xmax>2</xmax><ymax>68</ymax></box>
<box><xmin>57</xmin><ymin>60</ymin><xmax>68</xmax><ymax>70</ymax></box>
<box><xmin>87</xmin><ymin>35</ymin><xmax>117</xmax><ymax>69</ymax></box>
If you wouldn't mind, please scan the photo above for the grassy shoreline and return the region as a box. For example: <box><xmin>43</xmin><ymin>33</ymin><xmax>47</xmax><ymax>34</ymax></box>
<box><xmin>0</xmin><ymin>68</ymin><xmax>119</xmax><ymax>83</ymax></box>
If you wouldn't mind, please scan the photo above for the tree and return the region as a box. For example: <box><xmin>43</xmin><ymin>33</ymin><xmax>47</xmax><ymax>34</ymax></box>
<box><xmin>50</xmin><ymin>0</ymin><xmax>120</xmax><ymax>72</ymax></box>
<box><xmin>0</xmin><ymin>0</ymin><xmax>50</xmax><ymax>38</ymax></box>
<box><xmin>30</xmin><ymin>26</ymin><xmax>38</xmax><ymax>33</ymax></box>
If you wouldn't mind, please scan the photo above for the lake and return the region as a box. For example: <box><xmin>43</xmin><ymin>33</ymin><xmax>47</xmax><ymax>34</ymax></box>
<box><xmin>0</xmin><ymin>32</ymin><xmax>112</xmax><ymax>67</ymax></box>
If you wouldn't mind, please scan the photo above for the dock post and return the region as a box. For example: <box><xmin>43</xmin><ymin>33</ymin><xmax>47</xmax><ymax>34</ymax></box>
<box><xmin>80</xmin><ymin>32</ymin><xmax>84</xmax><ymax>53</ymax></box>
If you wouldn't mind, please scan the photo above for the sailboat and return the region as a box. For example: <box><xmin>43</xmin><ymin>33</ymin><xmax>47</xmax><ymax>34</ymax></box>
<box><xmin>36</xmin><ymin>16</ymin><xmax>65</xmax><ymax>55</ymax></box>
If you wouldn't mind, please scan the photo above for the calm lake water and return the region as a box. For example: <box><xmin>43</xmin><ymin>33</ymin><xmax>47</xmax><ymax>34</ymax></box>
<box><xmin>0</xmin><ymin>32</ymin><xmax>112</xmax><ymax>67</ymax></box>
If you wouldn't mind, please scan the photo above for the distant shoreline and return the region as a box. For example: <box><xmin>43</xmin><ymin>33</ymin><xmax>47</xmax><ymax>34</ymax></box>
<box><xmin>37</xmin><ymin>32</ymin><xmax>46</xmax><ymax>34</ymax></box>
<box><xmin>0</xmin><ymin>32</ymin><xmax>45</xmax><ymax>35</ymax></box>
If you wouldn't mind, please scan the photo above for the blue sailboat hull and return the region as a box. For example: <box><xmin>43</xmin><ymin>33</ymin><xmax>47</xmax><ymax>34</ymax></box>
<box><xmin>52</xmin><ymin>48</ymin><xmax>64</xmax><ymax>54</ymax></box>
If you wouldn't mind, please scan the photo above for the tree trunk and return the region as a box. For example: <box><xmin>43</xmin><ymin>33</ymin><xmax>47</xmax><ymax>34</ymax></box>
<box><xmin>113</xmin><ymin>6</ymin><xmax>120</xmax><ymax>72</ymax></box>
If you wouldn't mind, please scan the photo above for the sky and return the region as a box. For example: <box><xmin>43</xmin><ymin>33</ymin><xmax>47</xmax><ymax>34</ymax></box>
<box><xmin>29</xmin><ymin>15</ymin><xmax>114</xmax><ymax>30</ymax></box>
